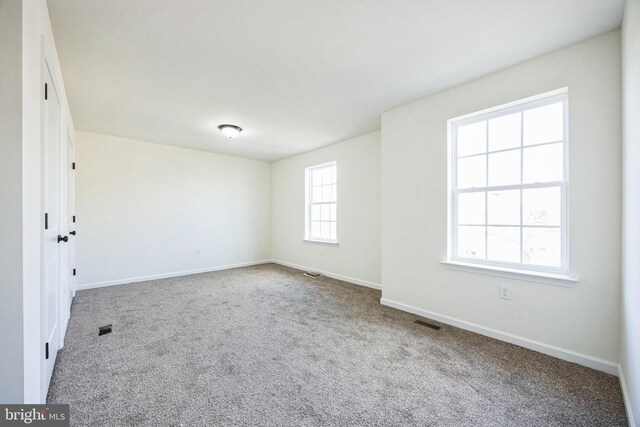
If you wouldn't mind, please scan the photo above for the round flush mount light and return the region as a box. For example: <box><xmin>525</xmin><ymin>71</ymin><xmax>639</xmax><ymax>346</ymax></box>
<box><xmin>218</xmin><ymin>124</ymin><xmax>242</xmax><ymax>139</ymax></box>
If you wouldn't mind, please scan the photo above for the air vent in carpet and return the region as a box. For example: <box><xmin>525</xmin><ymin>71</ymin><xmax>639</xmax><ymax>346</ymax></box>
<box><xmin>304</xmin><ymin>271</ymin><xmax>322</xmax><ymax>278</ymax></box>
<box><xmin>414</xmin><ymin>319</ymin><xmax>441</xmax><ymax>330</ymax></box>
<box><xmin>98</xmin><ymin>324</ymin><xmax>112</xmax><ymax>336</ymax></box>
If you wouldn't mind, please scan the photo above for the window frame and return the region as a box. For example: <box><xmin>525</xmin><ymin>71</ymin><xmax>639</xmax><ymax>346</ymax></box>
<box><xmin>447</xmin><ymin>88</ymin><xmax>570</xmax><ymax>276</ymax></box>
<box><xmin>304</xmin><ymin>161</ymin><xmax>338</xmax><ymax>244</ymax></box>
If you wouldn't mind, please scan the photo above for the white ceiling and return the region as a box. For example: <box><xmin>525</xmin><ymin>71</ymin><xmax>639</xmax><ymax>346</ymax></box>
<box><xmin>47</xmin><ymin>0</ymin><xmax>624</xmax><ymax>161</ymax></box>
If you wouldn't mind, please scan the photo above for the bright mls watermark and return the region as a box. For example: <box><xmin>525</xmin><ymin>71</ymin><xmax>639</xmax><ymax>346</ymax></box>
<box><xmin>0</xmin><ymin>405</ymin><xmax>69</xmax><ymax>426</ymax></box>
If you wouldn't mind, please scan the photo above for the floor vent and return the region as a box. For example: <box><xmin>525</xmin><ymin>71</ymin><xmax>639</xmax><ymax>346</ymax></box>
<box><xmin>98</xmin><ymin>324</ymin><xmax>112</xmax><ymax>336</ymax></box>
<box><xmin>414</xmin><ymin>319</ymin><xmax>441</xmax><ymax>330</ymax></box>
<box><xmin>304</xmin><ymin>271</ymin><xmax>322</xmax><ymax>278</ymax></box>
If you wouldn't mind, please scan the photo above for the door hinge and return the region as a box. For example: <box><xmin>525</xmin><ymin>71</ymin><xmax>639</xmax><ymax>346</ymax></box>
<box><xmin>44</xmin><ymin>213</ymin><xmax>48</xmax><ymax>230</ymax></box>
<box><xmin>45</xmin><ymin>83</ymin><xmax>48</xmax><ymax>100</ymax></box>
<box><xmin>72</xmin><ymin>215</ymin><xmax>76</xmax><ymax>223</ymax></box>
<box><xmin>45</xmin><ymin>342</ymin><xmax>49</xmax><ymax>359</ymax></box>
<box><xmin>73</xmin><ymin>268</ymin><xmax>76</xmax><ymax>276</ymax></box>
<box><xmin>72</xmin><ymin>162</ymin><xmax>75</xmax><ymax>170</ymax></box>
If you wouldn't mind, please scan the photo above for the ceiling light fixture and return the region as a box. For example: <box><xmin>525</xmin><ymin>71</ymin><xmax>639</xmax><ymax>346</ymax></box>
<box><xmin>218</xmin><ymin>124</ymin><xmax>242</xmax><ymax>139</ymax></box>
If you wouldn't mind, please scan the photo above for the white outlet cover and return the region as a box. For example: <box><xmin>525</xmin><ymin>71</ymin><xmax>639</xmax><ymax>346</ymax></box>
<box><xmin>499</xmin><ymin>284</ymin><xmax>511</xmax><ymax>300</ymax></box>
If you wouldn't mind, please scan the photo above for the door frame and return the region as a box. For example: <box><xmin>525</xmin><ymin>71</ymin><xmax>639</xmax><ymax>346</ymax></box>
<box><xmin>66</xmin><ymin>130</ymin><xmax>75</xmax><ymax>302</ymax></box>
<box><xmin>58</xmin><ymin>128</ymin><xmax>74</xmax><ymax>348</ymax></box>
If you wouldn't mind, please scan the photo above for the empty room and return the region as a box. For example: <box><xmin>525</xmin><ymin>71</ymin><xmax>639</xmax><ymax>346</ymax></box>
<box><xmin>2</xmin><ymin>0</ymin><xmax>640</xmax><ymax>425</ymax></box>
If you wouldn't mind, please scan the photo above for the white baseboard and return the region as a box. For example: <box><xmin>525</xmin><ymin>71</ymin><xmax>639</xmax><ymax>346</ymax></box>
<box><xmin>619</xmin><ymin>365</ymin><xmax>637</xmax><ymax>427</ymax></box>
<box><xmin>380</xmin><ymin>297</ymin><xmax>619</xmax><ymax>376</ymax></box>
<box><xmin>271</xmin><ymin>259</ymin><xmax>381</xmax><ymax>290</ymax></box>
<box><xmin>74</xmin><ymin>259</ymin><xmax>273</xmax><ymax>291</ymax></box>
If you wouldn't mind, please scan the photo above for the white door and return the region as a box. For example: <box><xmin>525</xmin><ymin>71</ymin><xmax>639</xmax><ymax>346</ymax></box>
<box><xmin>68</xmin><ymin>137</ymin><xmax>76</xmax><ymax>302</ymax></box>
<box><xmin>42</xmin><ymin>60</ymin><xmax>62</xmax><ymax>394</ymax></box>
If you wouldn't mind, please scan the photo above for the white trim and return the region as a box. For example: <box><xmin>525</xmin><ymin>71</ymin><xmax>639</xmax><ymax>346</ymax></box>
<box><xmin>271</xmin><ymin>259</ymin><xmax>381</xmax><ymax>290</ymax></box>
<box><xmin>303</xmin><ymin>239</ymin><xmax>339</xmax><ymax>246</ymax></box>
<box><xmin>619</xmin><ymin>365</ymin><xmax>637</xmax><ymax>427</ymax></box>
<box><xmin>77</xmin><ymin>259</ymin><xmax>381</xmax><ymax>293</ymax></box>
<box><xmin>451</xmin><ymin>87</ymin><xmax>569</xmax><ymax>123</ymax></box>
<box><xmin>75</xmin><ymin>260</ymin><xmax>272</xmax><ymax>291</ymax></box>
<box><xmin>380</xmin><ymin>297</ymin><xmax>618</xmax><ymax>375</ymax></box>
<box><xmin>305</xmin><ymin>160</ymin><xmax>337</xmax><ymax>171</ymax></box>
<box><xmin>23</xmin><ymin>34</ymin><xmax>47</xmax><ymax>406</ymax></box>
<box><xmin>440</xmin><ymin>260</ymin><xmax>577</xmax><ymax>287</ymax></box>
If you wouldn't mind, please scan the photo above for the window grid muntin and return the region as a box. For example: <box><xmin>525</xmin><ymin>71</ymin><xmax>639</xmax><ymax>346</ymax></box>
<box><xmin>450</xmin><ymin>91</ymin><xmax>568</xmax><ymax>273</ymax></box>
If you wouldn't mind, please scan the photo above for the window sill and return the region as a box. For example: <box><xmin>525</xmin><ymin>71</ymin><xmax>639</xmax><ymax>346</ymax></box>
<box><xmin>440</xmin><ymin>260</ymin><xmax>578</xmax><ymax>287</ymax></box>
<box><xmin>303</xmin><ymin>239</ymin><xmax>339</xmax><ymax>246</ymax></box>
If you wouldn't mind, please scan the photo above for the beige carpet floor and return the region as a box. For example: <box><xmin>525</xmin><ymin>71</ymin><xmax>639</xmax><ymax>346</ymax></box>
<box><xmin>48</xmin><ymin>263</ymin><xmax>627</xmax><ymax>426</ymax></box>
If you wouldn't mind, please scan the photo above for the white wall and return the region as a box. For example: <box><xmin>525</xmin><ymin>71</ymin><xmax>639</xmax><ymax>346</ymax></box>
<box><xmin>622</xmin><ymin>0</ymin><xmax>640</xmax><ymax>423</ymax></box>
<box><xmin>0</xmin><ymin>0</ymin><xmax>24</xmax><ymax>404</ymax></box>
<box><xmin>75</xmin><ymin>132</ymin><xmax>272</xmax><ymax>288</ymax></box>
<box><xmin>21</xmin><ymin>0</ymin><xmax>76</xmax><ymax>403</ymax></box>
<box><xmin>381</xmin><ymin>31</ymin><xmax>622</xmax><ymax>373</ymax></box>
<box><xmin>271</xmin><ymin>132</ymin><xmax>381</xmax><ymax>288</ymax></box>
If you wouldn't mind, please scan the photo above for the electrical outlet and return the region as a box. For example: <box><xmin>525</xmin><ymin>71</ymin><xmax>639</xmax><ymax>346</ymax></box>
<box><xmin>196</xmin><ymin>248</ymin><xmax>201</xmax><ymax>255</ymax></box>
<box><xmin>499</xmin><ymin>284</ymin><xmax>511</xmax><ymax>300</ymax></box>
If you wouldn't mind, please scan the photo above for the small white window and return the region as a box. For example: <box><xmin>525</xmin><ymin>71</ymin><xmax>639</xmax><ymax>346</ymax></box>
<box><xmin>448</xmin><ymin>89</ymin><xmax>568</xmax><ymax>273</ymax></box>
<box><xmin>305</xmin><ymin>161</ymin><xmax>337</xmax><ymax>243</ymax></box>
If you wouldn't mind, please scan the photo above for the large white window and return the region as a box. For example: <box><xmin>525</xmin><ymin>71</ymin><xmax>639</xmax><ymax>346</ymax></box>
<box><xmin>305</xmin><ymin>161</ymin><xmax>337</xmax><ymax>243</ymax></box>
<box><xmin>448</xmin><ymin>89</ymin><xmax>568</xmax><ymax>274</ymax></box>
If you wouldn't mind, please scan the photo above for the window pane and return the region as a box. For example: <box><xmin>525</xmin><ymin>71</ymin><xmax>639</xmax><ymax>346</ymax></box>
<box><xmin>331</xmin><ymin>166</ymin><xmax>337</xmax><ymax>184</ymax></box>
<box><xmin>523</xmin><ymin>143</ymin><xmax>563</xmax><ymax>184</ymax></box>
<box><xmin>321</xmin><ymin>222</ymin><xmax>330</xmax><ymax>239</ymax></box>
<box><xmin>311</xmin><ymin>221</ymin><xmax>321</xmax><ymax>237</ymax></box>
<box><xmin>487</xmin><ymin>190</ymin><xmax>519</xmax><ymax>225</ymax></box>
<box><xmin>312</xmin><ymin>186</ymin><xmax>322</xmax><ymax>202</ymax></box>
<box><xmin>523</xmin><ymin>102</ymin><xmax>563</xmax><ymax>146</ymax></box>
<box><xmin>322</xmin><ymin>167</ymin><xmax>332</xmax><ymax>185</ymax></box>
<box><xmin>457</xmin><ymin>121</ymin><xmax>486</xmax><ymax>157</ymax></box>
<box><xmin>312</xmin><ymin>169</ymin><xmax>323</xmax><ymax>186</ymax></box>
<box><xmin>457</xmin><ymin>192</ymin><xmax>485</xmax><ymax>225</ymax></box>
<box><xmin>330</xmin><ymin>204</ymin><xmax>337</xmax><ymax>221</ymax></box>
<box><xmin>321</xmin><ymin>204</ymin><xmax>331</xmax><ymax>221</ymax></box>
<box><xmin>488</xmin><ymin>149</ymin><xmax>520</xmax><ymax>186</ymax></box>
<box><xmin>523</xmin><ymin>187</ymin><xmax>561</xmax><ymax>226</ymax></box>
<box><xmin>322</xmin><ymin>185</ymin><xmax>332</xmax><ymax>202</ymax></box>
<box><xmin>457</xmin><ymin>155</ymin><xmax>486</xmax><ymax>189</ymax></box>
<box><xmin>489</xmin><ymin>112</ymin><xmax>521</xmax><ymax>152</ymax></box>
<box><xmin>457</xmin><ymin>226</ymin><xmax>485</xmax><ymax>259</ymax></box>
<box><xmin>523</xmin><ymin>227</ymin><xmax>561</xmax><ymax>267</ymax></box>
<box><xmin>487</xmin><ymin>226</ymin><xmax>520</xmax><ymax>263</ymax></box>
<box><xmin>330</xmin><ymin>222</ymin><xmax>337</xmax><ymax>240</ymax></box>
<box><xmin>311</xmin><ymin>204</ymin><xmax>321</xmax><ymax>221</ymax></box>
<box><xmin>331</xmin><ymin>184</ymin><xmax>337</xmax><ymax>201</ymax></box>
